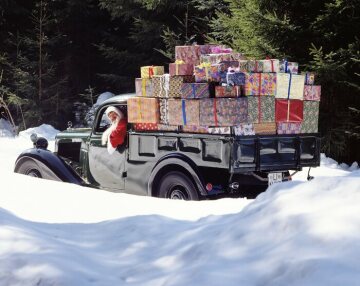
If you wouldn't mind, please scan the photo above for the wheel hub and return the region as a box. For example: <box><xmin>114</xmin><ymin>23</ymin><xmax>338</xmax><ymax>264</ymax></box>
<box><xmin>169</xmin><ymin>187</ymin><xmax>188</xmax><ymax>200</ymax></box>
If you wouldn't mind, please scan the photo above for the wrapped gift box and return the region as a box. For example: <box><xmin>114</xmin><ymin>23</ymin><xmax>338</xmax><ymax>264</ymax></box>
<box><xmin>279</xmin><ymin>60</ymin><xmax>299</xmax><ymax>74</ymax></box>
<box><xmin>238</xmin><ymin>60</ymin><xmax>249</xmax><ymax>72</ymax></box>
<box><xmin>302</xmin><ymin>72</ymin><xmax>316</xmax><ymax>85</ymax></box>
<box><xmin>304</xmin><ymin>85</ymin><xmax>321</xmax><ymax>101</ymax></box>
<box><xmin>140</xmin><ymin>66</ymin><xmax>164</xmax><ymax>79</ymax></box>
<box><xmin>169</xmin><ymin>62</ymin><xmax>194</xmax><ymax>76</ymax></box>
<box><xmin>194</xmin><ymin>63</ymin><xmax>212</xmax><ymax>82</ymax></box>
<box><xmin>248</xmin><ymin>96</ymin><xmax>275</xmax><ymax>123</ymax></box>
<box><xmin>301</xmin><ymin>101</ymin><xmax>319</xmax><ymax>133</ymax></box>
<box><xmin>168</xmin><ymin>99</ymin><xmax>200</xmax><ymax>126</ymax></box>
<box><xmin>215</xmin><ymin>86</ymin><xmax>243</xmax><ymax>98</ymax></box>
<box><xmin>133</xmin><ymin>123</ymin><xmax>158</xmax><ymax>131</ymax></box>
<box><xmin>175</xmin><ymin>45</ymin><xmax>201</xmax><ymax>65</ymax></box>
<box><xmin>200</xmin><ymin>53</ymin><xmax>245</xmax><ymax>64</ymax></box>
<box><xmin>200</xmin><ymin>98</ymin><xmax>248</xmax><ymax>126</ymax></box>
<box><xmin>277</xmin><ymin>122</ymin><xmax>302</xmax><ymax>134</ymax></box>
<box><xmin>159</xmin><ymin>99</ymin><xmax>169</xmax><ymax>124</ymax></box>
<box><xmin>208</xmin><ymin>127</ymin><xmax>231</xmax><ymax>135</ymax></box>
<box><xmin>275</xmin><ymin>99</ymin><xmax>303</xmax><ymax>122</ymax></box>
<box><xmin>209</xmin><ymin>46</ymin><xmax>232</xmax><ymax>54</ymax></box>
<box><xmin>276</xmin><ymin>73</ymin><xmax>305</xmax><ymax>100</ymax></box>
<box><xmin>254</xmin><ymin>122</ymin><xmax>277</xmax><ymax>134</ymax></box>
<box><xmin>127</xmin><ymin>97</ymin><xmax>159</xmax><ymax>124</ymax></box>
<box><xmin>261</xmin><ymin>59</ymin><xmax>280</xmax><ymax>73</ymax></box>
<box><xmin>199</xmin><ymin>44</ymin><xmax>218</xmax><ymax>55</ymax></box>
<box><xmin>153</xmin><ymin>75</ymin><xmax>194</xmax><ymax>98</ymax></box>
<box><xmin>227</xmin><ymin>71</ymin><xmax>246</xmax><ymax>86</ymax></box>
<box><xmin>245</xmin><ymin>73</ymin><xmax>277</xmax><ymax>96</ymax></box>
<box><xmin>181</xmin><ymin>83</ymin><xmax>210</xmax><ymax>99</ymax></box>
<box><xmin>234</xmin><ymin>123</ymin><xmax>255</xmax><ymax>136</ymax></box>
<box><xmin>247</xmin><ymin>60</ymin><xmax>264</xmax><ymax>72</ymax></box>
<box><xmin>135</xmin><ymin>78</ymin><xmax>153</xmax><ymax>97</ymax></box>
<box><xmin>182</xmin><ymin>125</ymin><xmax>209</xmax><ymax>134</ymax></box>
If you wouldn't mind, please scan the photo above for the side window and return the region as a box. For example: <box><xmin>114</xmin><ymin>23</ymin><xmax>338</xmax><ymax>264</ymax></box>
<box><xmin>95</xmin><ymin>104</ymin><xmax>128</xmax><ymax>133</ymax></box>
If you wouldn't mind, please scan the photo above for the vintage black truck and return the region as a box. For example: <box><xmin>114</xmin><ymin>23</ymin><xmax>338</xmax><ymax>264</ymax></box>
<box><xmin>14</xmin><ymin>94</ymin><xmax>321</xmax><ymax>200</ymax></box>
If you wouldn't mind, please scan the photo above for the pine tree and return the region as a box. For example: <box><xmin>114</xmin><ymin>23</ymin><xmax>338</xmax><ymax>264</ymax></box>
<box><xmin>211</xmin><ymin>0</ymin><xmax>360</xmax><ymax>163</ymax></box>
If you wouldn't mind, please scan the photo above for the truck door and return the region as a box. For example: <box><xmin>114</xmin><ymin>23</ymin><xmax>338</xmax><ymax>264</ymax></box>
<box><xmin>87</xmin><ymin>105</ymin><xmax>127</xmax><ymax>190</ymax></box>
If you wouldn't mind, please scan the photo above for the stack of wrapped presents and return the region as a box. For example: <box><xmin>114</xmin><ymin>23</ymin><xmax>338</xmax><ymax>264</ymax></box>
<box><xmin>128</xmin><ymin>44</ymin><xmax>321</xmax><ymax>135</ymax></box>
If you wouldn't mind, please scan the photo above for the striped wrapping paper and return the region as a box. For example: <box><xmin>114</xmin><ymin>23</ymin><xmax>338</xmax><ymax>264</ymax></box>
<box><xmin>180</xmin><ymin>83</ymin><xmax>210</xmax><ymax>99</ymax></box>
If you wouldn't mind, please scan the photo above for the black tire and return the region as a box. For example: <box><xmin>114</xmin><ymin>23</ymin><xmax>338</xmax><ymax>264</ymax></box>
<box><xmin>16</xmin><ymin>159</ymin><xmax>43</xmax><ymax>178</ymax></box>
<box><xmin>158</xmin><ymin>171</ymin><xmax>199</xmax><ymax>201</ymax></box>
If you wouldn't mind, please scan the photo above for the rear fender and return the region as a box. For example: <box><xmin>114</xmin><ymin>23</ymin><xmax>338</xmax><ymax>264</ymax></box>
<box><xmin>14</xmin><ymin>148</ymin><xmax>85</xmax><ymax>185</ymax></box>
<box><xmin>148</xmin><ymin>154</ymin><xmax>207</xmax><ymax>197</ymax></box>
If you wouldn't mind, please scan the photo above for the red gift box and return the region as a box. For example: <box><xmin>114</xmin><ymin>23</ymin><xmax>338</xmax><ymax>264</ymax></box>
<box><xmin>275</xmin><ymin>99</ymin><xmax>303</xmax><ymax>122</ymax></box>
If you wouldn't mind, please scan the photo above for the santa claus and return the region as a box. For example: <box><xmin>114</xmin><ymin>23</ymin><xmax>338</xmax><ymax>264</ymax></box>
<box><xmin>101</xmin><ymin>106</ymin><xmax>127</xmax><ymax>154</ymax></box>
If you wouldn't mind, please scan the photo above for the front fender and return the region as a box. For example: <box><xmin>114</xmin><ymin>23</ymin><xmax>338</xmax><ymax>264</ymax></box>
<box><xmin>148</xmin><ymin>153</ymin><xmax>207</xmax><ymax>197</ymax></box>
<box><xmin>14</xmin><ymin>148</ymin><xmax>85</xmax><ymax>185</ymax></box>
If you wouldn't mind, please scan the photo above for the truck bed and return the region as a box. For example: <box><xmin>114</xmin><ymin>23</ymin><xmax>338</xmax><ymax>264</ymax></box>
<box><xmin>128</xmin><ymin>131</ymin><xmax>321</xmax><ymax>173</ymax></box>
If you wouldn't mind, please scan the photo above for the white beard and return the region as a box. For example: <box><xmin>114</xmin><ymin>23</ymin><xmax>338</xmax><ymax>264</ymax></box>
<box><xmin>101</xmin><ymin>116</ymin><xmax>120</xmax><ymax>146</ymax></box>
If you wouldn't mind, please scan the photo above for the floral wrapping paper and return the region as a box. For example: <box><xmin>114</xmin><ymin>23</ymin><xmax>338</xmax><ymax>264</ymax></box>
<box><xmin>175</xmin><ymin>45</ymin><xmax>201</xmax><ymax>65</ymax></box>
<box><xmin>127</xmin><ymin>97</ymin><xmax>160</xmax><ymax>124</ymax></box>
<box><xmin>245</xmin><ymin>73</ymin><xmax>277</xmax><ymax>96</ymax></box>
<box><xmin>276</xmin><ymin>73</ymin><xmax>305</xmax><ymax>100</ymax></box>
<box><xmin>277</xmin><ymin>122</ymin><xmax>302</xmax><ymax>134</ymax></box>
<box><xmin>275</xmin><ymin>99</ymin><xmax>304</xmax><ymax>123</ymax></box>
<box><xmin>234</xmin><ymin>123</ymin><xmax>255</xmax><ymax>136</ymax></box>
<box><xmin>159</xmin><ymin>99</ymin><xmax>169</xmax><ymax>124</ymax></box>
<box><xmin>180</xmin><ymin>83</ymin><xmax>210</xmax><ymax>99</ymax></box>
<box><xmin>194</xmin><ymin>64</ymin><xmax>220</xmax><ymax>82</ymax></box>
<box><xmin>140</xmin><ymin>66</ymin><xmax>164</xmax><ymax>79</ymax></box>
<box><xmin>200</xmin><ymin>53</ymin><xmax>245</xmax><ymax>64</ymax></box>
<box><xmin>261</xmin><ymin>59</ymin><xmax>280</xmax><ymax>73</ymax></box>
<box><xmin>169</xmin><ymin>62</ymin><xmax>194</xmax><ymax>76</ymax></box>
<box><xmin>226</xmin><ymin>72</ymin><xmax>246</xmax><ymax>86</ymax></box>
<box><xmin>247</xmin><ymin>96</ymin><xmax>275</xmax><ymax>123</ymax></box>
<box><xmin>279</xmin><ymin>60</ymin><xmax>299</xmax><ymax>74</ymax></box>
<box><xmin>215</xmin><ymin>86</ymin><xmax>243</xmax><ymax>98</ymax></box>
<box><xmin>135</xmin><ymin>78</ymin><xmax>153</xmax><ymax>97</ymax></box>
<box><xmin>152</xmin><ymin>75</ymin><xmax>194</xmax><ymax>98</ymax></box>
<box><xmin>168</xmin><ymin>99</ymin><xmax>200</xmax><ymax>126</ymax></box>
<box><xmin>200</xmin><ymin>98</ymin><xmax>248</xmax><ymax>126</ymax></box>
<box><xmin>302</xmin><ymin>72</ymin><xmax>316</xmax><ymax>85</ymax></box>
<box><xmin>304</xmin><ymin>85</ymin><xmax>321</xmax><ymax>101</ymax></box>
<box><xmin>301</xmin><ymin>101</ymin><xmax>319</xmax><ymax>133</ymax></box>
<box><xmin>254</xmin><ymin>122</ymin><xmax>277</xmax><ymax>134</ymax></box>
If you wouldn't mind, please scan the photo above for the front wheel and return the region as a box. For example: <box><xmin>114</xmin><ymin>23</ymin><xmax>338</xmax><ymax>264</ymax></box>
<box><xmin>16</xmin><ymin>159</ymin><xmax>44</xmax><ymax>178</ymax></box>
<box><xmin>157</xmin><ymin>171</ymin><xmax>199</xmax><ymax>201</ymax></box>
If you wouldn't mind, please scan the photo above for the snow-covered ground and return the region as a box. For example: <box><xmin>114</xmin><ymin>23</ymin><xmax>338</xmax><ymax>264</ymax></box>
<box><xmin>1</xmin><ymin>125</ymin><xmax>360</xmax><ymax>286</ymax></box>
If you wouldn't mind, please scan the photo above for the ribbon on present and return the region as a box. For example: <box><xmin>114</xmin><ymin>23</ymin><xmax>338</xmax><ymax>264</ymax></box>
<box><xmin>235</xmin><ymin>86</ymin><xmax>240</xmax><ymax>97</ymax></box>
<box><xmin>284</xmin><ymin>60</ymin><xmax>288</xmax><ymax>73</ymax></box>
<box><xmin>175</xmin><ymin>60</ymin><xmax>185</xmax><ymax>76</ymax></box>
<box><xmin>148</xmin><ymin>66</ymin><xmax>154</xmax><ymax>78</ymax></box>
<box><xmin>181</xmin><ymin>99</ymin><xmax>187</xmax><ymax>125</ymax></box>
<box><xmin>141</xmin><ymin>79</ymin><xmax>147</xmax><ymax>97</ymax></box>
<box><xmin>191</xmin><ymin>84</ymin><xmax>196</xmax><ymax>98</ymax></box>
<box><xmin>258</xmin><ymin>73</ymin><xmax>262</xmax><ymax>96</ymax></box>
<box><xmin>258</xmin><ymin>96</ymin><xmax>261</xmax><ymax>122</ymax></box>
<box><xmin>287</xmin><ymin>73</ymin><xmax>292</xmax><ymax>99</ymax></box>
<box><xmin>287</xmin><ymin>100</ymin><xmax>291</xmax><ymax>122</ymax></box>
<box><xmin>137</xmin><ymin>98</ymin><xmax>143</xmax><ymax>122</ymax></box>
<box><xmin>271</xmin><ymin>60</ymin><xmax>275</xmax><ymax>73</ymax></box>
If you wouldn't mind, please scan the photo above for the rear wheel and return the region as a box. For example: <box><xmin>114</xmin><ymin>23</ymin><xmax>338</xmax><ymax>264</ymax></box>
<box><xmin>158</xmin><ymin>171</ymin><xmax>199</xmax><ymax>201</ymax></box>
<box><xmin>16</xmin><ymin>159</ymin><xmax>43</xmax><ymax>178</ymax></box>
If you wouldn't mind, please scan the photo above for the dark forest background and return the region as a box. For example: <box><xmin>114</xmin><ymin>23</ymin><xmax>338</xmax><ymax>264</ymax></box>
<box><xmin>0</xmin><ymin>0</ymin><xmax>359</xmax><ymax>163</ymax></box>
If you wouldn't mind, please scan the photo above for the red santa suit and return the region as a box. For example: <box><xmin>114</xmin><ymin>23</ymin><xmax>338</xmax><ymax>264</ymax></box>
<box><xmin>102</xmin><ymin>106</ymin><xmax>127</xmax><ymax>154</ymax></box>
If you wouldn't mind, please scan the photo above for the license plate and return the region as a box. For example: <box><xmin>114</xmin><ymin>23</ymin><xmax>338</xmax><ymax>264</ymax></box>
<box><xmin>268</xmin><ymin>172</ymin><xmax>283</xmax><ymax>186</ymax></box>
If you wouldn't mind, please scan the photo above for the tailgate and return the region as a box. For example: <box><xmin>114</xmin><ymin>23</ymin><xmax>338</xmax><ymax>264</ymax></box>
<box><xmin>231</xmin><ymin>134</ymin><xmax>321</xmax><ymax>173</ymax></box>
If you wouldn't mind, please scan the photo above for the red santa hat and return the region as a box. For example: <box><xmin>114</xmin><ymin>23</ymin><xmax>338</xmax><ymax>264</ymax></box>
<box><xmin>105</xmin><ymin>106</ymin><xmax>123</xmax><ymax>120</ymax></box>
